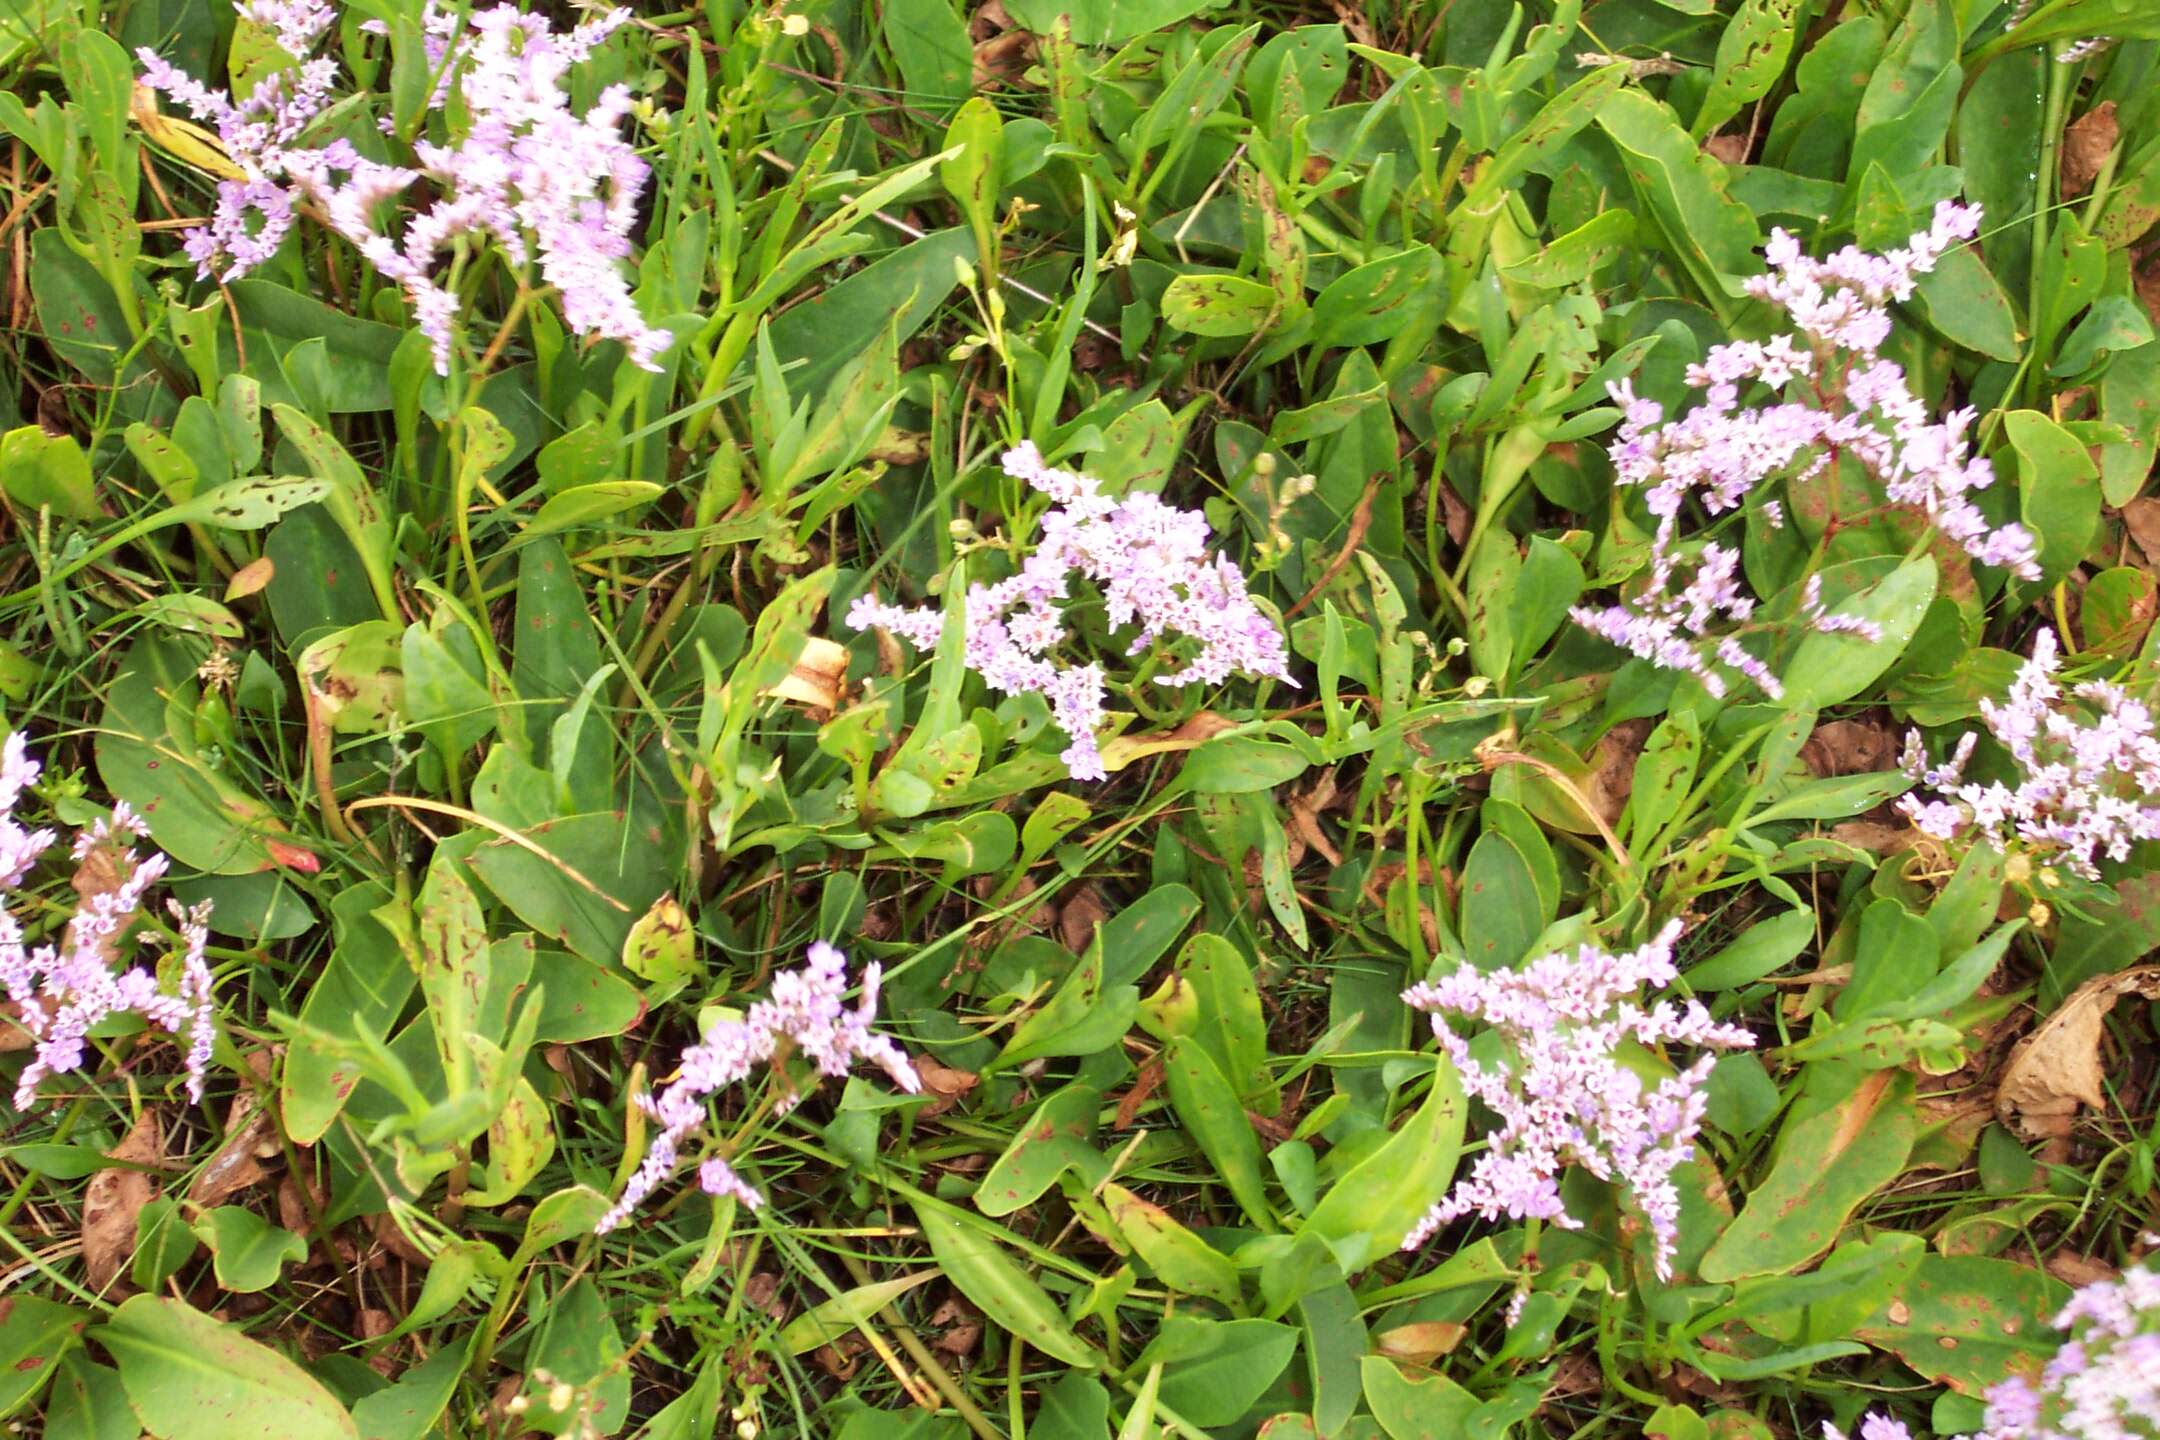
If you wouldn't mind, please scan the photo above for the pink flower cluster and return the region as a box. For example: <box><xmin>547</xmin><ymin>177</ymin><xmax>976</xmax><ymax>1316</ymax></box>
<box><xmin>0</xmin><ymin>735</ymin><xmax>215</xmax><ymax>1110</ymax></box>
<box><xmin>595</xmin><ymin>942</ymin><xmax>919</xmax><ymax>1233</ymax></box>
<box><xmin>1832</xmin><ymin>1252</ymin><xmax>2159</xmax><ymax>1440</ymax></box>
<box><xmin>1899</xmin><ymin>628</ymin><xmax>2160</xmax><ymax>878</ymax></box>
<box><xmin>848</xmin><ymin>443</ymin><xmax>1295</xmax><ymax>781</ymax></box>
<box><xmin>1572</xmin><ymin>202</ymin><xmax>2038</xmax><ymax>698</ymax></box>
<box><xmin>137</xmin><ymin>0</ymin><xmax>667</xmax><ymax>374</ymax></box>
<box><xmin>1399</xmin><ymin>922</ymin><xmax>1753</xmax><ymax>1279</ymax></box>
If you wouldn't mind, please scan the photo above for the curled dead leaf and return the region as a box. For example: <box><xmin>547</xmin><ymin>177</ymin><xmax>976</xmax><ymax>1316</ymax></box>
<box><xmin>1800</xmin><ymin>717</ymin><xmax>1898</xmax><ymax>778</ymax></box>
<box><xmin>224</xmin><ymin>556</ymin><xmax>275</xmax><ymax>601</ymax></box>
<box><xmin>1996</xmin><ymin>965</ymin><xmax>2160</xmax><ymax>1139</ymax></box>
<box><xmin>1589</xmin><ymin>719</ymin><xmax>1652</xmax><ymax>825</ymax></box>
<box><xmin>83</xmin><ymin>1109</ymin><xmax>164</xmax><ymax>1292</ymax></box>
<box><xmin>1058</xmin><ymin>884</ymin><xmax>1108</xmax><ymax>954</ymax></box>
<box><xmin>2121</xmin><ymin>498</ymin><xmax>2160</xmax><ymax>570</ymax></box>
<box><xmin>765</xmin><ymin>635</ymin><xmax>848</xmax><ymax>712</ymax></box>
<box><xmin>1376</xmin><ymin>1321</ymin><xmax>1465</xmax><ymax>1363</ymax></box>
<box><xmin>2061</xmin><ymin>101</ymin><xmax>2119</xmax><ymax>198</ymax></box>
<box><xmin>1702</xmin><ymin>132</ymin><xmax>1751</xmax><ymax>166</ymax></box>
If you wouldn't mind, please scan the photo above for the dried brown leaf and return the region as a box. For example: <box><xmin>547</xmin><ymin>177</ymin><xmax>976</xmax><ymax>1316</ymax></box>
<box><xmin>972</xmin><ymin>30</ymin><xmax>1032</xmax><ymax>88</ymax></box>
<box><xmin>83</xmin><ymin>1109</ymin><xmax>163</xmax><ymax>1292</ymax></box>
<box><xmin>225</xmin><ymin>557</ymin><xmax>275</xmax><ymax>602</ymax></box>
<box><xmin>2122</xmin><ymin>498</ymin><xmax>2160</xmax><ymax>569</ymax></box>
<box><xmin>1800</xmin><ymin>717</ymin><xmax>1898</xmax><ymax>778</ymax></box>
<box><xmin>1702</xmin><ymin>133</ymin><xmax>1751</xmax><ymax>166</ymax></box>
<box><xmin>1589</xmin><ymin>719</ymin><xmax>1653</xmax><ymax>826</ymax></box>
<box><xmin>1997</xmin><ymin>965</ymin><xmax>2160</xmax><ymax>1139</ymax></box>
<box><xmin>1375</xmin><ymin>1321</ymin><xmax>1465</xmax><ymax>1363</ymax></box>
<box><xmin>1058</xmin><ymin>884</ymin><xmax>1108</xmax><ymax>954</ymax></box>
<box><xmin>2044</xmin><ymin>1250</ymin><xmax>2116</xmax><ymax>1289</ymax></box>
<box><xmin>189</xmin><ymin>1050</ymin><xmax>280</xmax><ymax>1206</ymax></box>
<box><xmin>2061</xmin><ymin>101</ymin><xmax>2119</xmax><ymax>198</ymax></box>
<box><xmin>765</xmin><ymin>636</ymin><xmax>847</xmax><ymax>713</ymax></box>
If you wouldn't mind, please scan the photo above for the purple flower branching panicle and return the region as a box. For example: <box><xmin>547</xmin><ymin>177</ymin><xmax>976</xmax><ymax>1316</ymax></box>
<box><xmin>848</xmin><ymin>443</ymin><xmax>1296</xmax><ymax>781</ymax></box>
<box><xmin>1825</xmin><ymin>1419</ymin><xmax>1914</xmax><ymax>1440</ymax></box>
<box><xmin>1898</xmin><ymin>627</ymin><xmax>2160</xmax><ymax>878</ymax></box>
<box><xmin>0</xmin><ymin>736</ymin><xmax>215</xmax><ymax>1110</ymax></box>
<box><xmin>136</xmin><ymin>1</ymin><xmax>668</xmax><ymax>374</ymax></box>
<box><xmin>1399</xmin><ymin>921</ymin><xmax>1754</xmax><ymax>1279</ymax></box>
<box><xmin>1831</xmin><ymin>1253</ymin><xmax>2159</xmax><ymax>1440</ymax></box>
<box><xmin>595</xmin><ymin>941</ymin><xmax>920</xmax><ymax>1233</ymax></box>
<box><xmin>1571</xmin><ymin>202</ymin><xmax>2039</xmax><ymax>699</ymax></box>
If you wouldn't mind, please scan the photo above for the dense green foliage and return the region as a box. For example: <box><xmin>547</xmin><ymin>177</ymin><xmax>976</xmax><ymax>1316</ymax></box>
<box><xmin>3</xmin><ymin>0</ymin><xmax>2160</xmax><ymax>1437</ymax></box>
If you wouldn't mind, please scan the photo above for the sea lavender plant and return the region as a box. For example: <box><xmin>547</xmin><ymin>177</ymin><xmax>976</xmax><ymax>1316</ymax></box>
<box><xmin>848</xmin><ymin>442</ymin><xmax>1295</xmax><ymax>781</ymax></box>
<box><xmin>595</xmin><ymin>941</ymin><xmax>919</xmax><ymax>1232</ymax></box>
<box><xmin>1571</xmin><ymin>201</ymin><xmax>2039</xmax><ymax>699</ymax></box>
<box><xmin>1400</xmin><ymin>921</ymin><xmax>1753</xmax><ymax>1279</ymax></box>
<box><xmin>1831</xmin><ymin>1251</ymin><xmax>2159</xmax><ymax>1440</ymax></box>
<box><xmin>1898</xmin><ymin>627</ymin><xmax>2160</xmax><ymax>878</ymax></box>
<box><xmin>136</xmin><ymin>0</ymin><xmax>667</xmax><ymax>374</ymax></box>
<box><xmin>0</xmin><ymin>735</ymin><xmax>215</xmax><ymax>1110</ymax></box>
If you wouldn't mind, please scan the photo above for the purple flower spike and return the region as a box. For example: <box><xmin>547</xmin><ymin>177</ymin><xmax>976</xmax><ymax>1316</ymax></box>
<box><xmin>596</xmin><ymin>941</ymin><xmax>920</xmax><ymax>1233</ymax></box>
<box><xmin>847</xmin><ymin>443</ymin><xmax>1295</xmax><ymax>782</ymax></box>
<box><xmin>137</xmin><ymin>3</ymin><xmax>667</xmax><ymax>375</ymax></box>
<box><xmin>1899</xmin><ymin>627</ymin><xmax>2160</xmax><ymax>878</ymax></box>
<box><xmin>1400</xmin><ymin>922</ymin><xmax>1753</xmax><ymax>1280</ymax></box>
<box><xmin>1574</xmin><ymin>202</ymin><xmax>2039</xmax><ymax>698</ymax></box>
<box><xmin>1</xmin><ymin>736</ymin><xmax>216</xmax><ymax>1110</ymax></box>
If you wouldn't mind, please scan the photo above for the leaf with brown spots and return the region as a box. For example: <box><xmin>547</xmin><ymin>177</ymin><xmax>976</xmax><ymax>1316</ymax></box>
<box><xmin>83</xmin><ymin>1109</ymin><xmax>164</xmax><ymax>1293</ymax></box>
<box><xmin>1854</xmin><ymin>1254</ymin><xmax>2065</xmax><ymax>1394</ymax></box>
<box><xmin>1700</xmin><ymin>1071</ymin><xmax>1917</xmax><ymax>1283</ymax></box>
<box><xmin>1996</xmin><ymin>964</ymin><xmax>2160</xmax><ymax>1140</ymax></box>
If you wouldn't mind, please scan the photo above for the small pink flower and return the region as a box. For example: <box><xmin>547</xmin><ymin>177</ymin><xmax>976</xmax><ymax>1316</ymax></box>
<box><xmin>848</xmin><ymin>444</ymin><xmax>1293</xmax><ymax>782</ymax></box>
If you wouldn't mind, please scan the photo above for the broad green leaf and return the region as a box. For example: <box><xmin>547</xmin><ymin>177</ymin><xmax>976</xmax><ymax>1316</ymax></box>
<box><xmin>977</xmin><ymin>1083</ymin><xmax>1108</xmax><ymax>1217</ymax></box>
<box><xmin>524</xmin><ymin>481</ymin><xmax>663</xmax><ymax>539</ymax></box>
<box><xmin>882</xmin><ymin>0</ymin><xmax>971</xmax><ymax>106</ymax></box>
<box><xmin>1694</xmin><ymin>0</ymin><xmax>1802</xmax><ymax>139</ymax></box>
<box><xmin>283</xmin><ymin>883</ymin><xmax>417</xmax><ymax>1143</ymax></box>
<box><xmin>1359</xmin><ymin>1355</ymin><xmax>1480</xmax><ymax>1440</ymax></box>
<box><xmin>911</xmin><ymin>1198</ymin><xmax>1100</xmax><ymax>1369</ymax></box>
<box><xmin>196</xmin><ymin>1207</ymin><xmax>307</xmax><ymax>1293</ymax></box>
<box><xmin>1164</xmin><ymin>1036</ymin><xmax>1278</xmax><ymax>1231</ymax></box>
<box><xmin>1853</xmin><ymin>1255</ymin><xmax>2067</xmax><ymax>1395</ymax></box>
<box><xmin>349</xmin><ymin>1345</ymin><xmax>464</xmax><ymax>1440</ymax></box>
<box><xmin>1145</xmin><ymin>1318</ymin><xmax>1297</xmax><ymax>1428</ymax></box>
<box><xmin>0</xmin><ymin>425</ymin><xmax>97</xmax><ymax>518</ymax></box>
<box><xmin>1103</xmin><ymin>1184</ymin><xmax>1241</xmax><ymax>1305</ymax></box>
<box><xmin>1162</xmin><ymin>273</ymin><xmax>1280</xmax><ymax>338</ymax></box>
<box><xmin>102</xmin><ymin>1296</ymin><xmax>358</xmax><ymax>1440</ymax></box>
<box><xmin>1300</xmin><ymin>1057</ymin><xmax>1467</xmax><ymax>1270</ymax></box>
<box><xmin>1460</xmin><ymin>832</ymin><xmax>1542</xmax><ymax>969</ymax></box>
<box><xmin>1701</xmin><ymin>1073</ymin><xmax>1918</xmax><ymax>1282</ymax></box>
<box><xmin>621</xmin><ymin>895</ymin><xmax>699</xmax><ymax>988</ymax></box>
<box><xmin>1003</xmin><ymin>0</ymin><xmax>1227</xmax><ymax>44</ymax></box>
<box><xmin>96</xmin><ymin>635</ymin><xmax>298</xmax><ymax>874</ymax></box>
<box><xmin>991</xmin><ymin>941</ymin><xmax>1138</xmax><ymax>1070</ymax></box>
<box><xmin>44</xmin><ymin>1354</ymin><xmax>134</xmax><ymax>1440</ymax></box>
<box><xmin>2007</xmin><ymin>409</ymin><xmax>2100</xmax><ymax>583</ymax></box>
<box><xmin>522</xmin><ymin>1278</ymin><xmax>629</xmax><ymax>1436</ymax></box>
<box><xmin>0</xmin><ymin>1294</ymin><xmax>84</xmax><ymax>1416</ymax></box>
<box><xmin>1594</xmin><ymin>90</ymin><xmax>1763</xmax><ymax>290</ymax></box>
<box><xmin>1685</xmin><ymin>910</ymin><xmax>1813</xmax><ymax>991</ymax></box>
<box><xmin>1780</xmin><ymin>556</ymin><xmax>1937</xmax><ymax>710</ymax></box>
<box><xmin>778</xmin><ymin>1272</ymin><xmax>939</xmax><ymax>1354</ymax></box>
<box><xmin>1308</xmin><ymin>245</ymin><xmax>1444</xmax><ymax>352</ymax></box>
